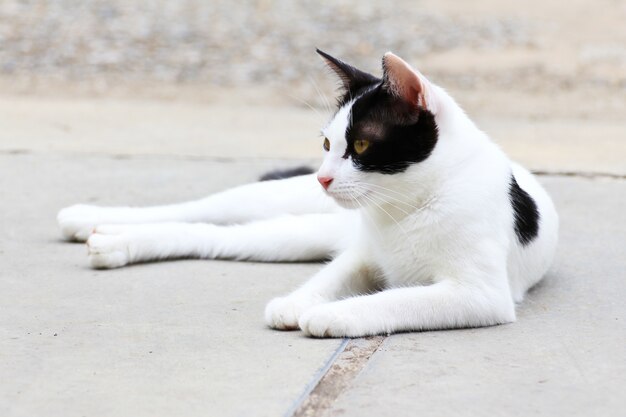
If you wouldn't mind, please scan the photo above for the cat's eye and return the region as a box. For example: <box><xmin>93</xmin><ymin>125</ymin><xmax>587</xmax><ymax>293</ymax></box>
<box><xmin>323</xmin><ymin>137</ymin><xmax>330</xmax><ymax>151</ymax></box>
<box><xmin>354</xmin><ymin>139</ymin><xmax>370</xmax><ymax>154</ymax></box>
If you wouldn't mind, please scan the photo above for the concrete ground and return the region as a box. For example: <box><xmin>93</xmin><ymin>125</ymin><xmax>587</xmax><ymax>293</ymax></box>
<box><xmin>0</xmin><ymin>96</ymin><xmax>624</xmax><ymax>417</ymax></box>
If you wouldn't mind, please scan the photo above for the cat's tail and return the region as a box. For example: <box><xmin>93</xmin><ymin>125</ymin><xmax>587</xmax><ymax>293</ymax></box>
<box><xmin>259</xmin><ymin>166</ymin><xmax>315</xmax><ymax>181</ymax></box>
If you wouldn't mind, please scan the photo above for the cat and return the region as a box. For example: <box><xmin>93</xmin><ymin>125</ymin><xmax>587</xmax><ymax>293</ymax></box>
<box><xmin>57</xmin><ymin>50</ymin><xmax>559</xmax><ymax>338</ymax></box>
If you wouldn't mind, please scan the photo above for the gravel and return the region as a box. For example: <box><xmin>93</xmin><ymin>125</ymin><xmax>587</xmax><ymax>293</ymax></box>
<box><xmin>0</xmin><ymin>0</ymin><xmax>531</xmax><ymax>86</ymax></box>
<box><xmin>1</xmin><ymin>0</ymin><xmax>624</xmax><ymax>107</ymax></box>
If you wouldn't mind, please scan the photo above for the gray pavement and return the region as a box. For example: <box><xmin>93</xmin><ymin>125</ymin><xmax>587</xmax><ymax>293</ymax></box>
<box><xmin>0</xmin><ymin>154</ymin><xmax>342</xmax><ymax>417</ymax></box>
<box><xmin>1</xmin><ymin>95</ymin><xmax>625</xmax><ymax>176</ymax></box>
<box><xmin>0</xmin><ymin>99</ymin><xmax>624</xmax><ymax>416</ymax></box>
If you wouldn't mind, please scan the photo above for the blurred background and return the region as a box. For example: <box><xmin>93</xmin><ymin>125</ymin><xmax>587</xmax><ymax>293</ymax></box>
<box><xmin>0</xmin><ymin>0</ymin><xmax>624</xmax><ymax>172</ymax></box>
<box><xmin>1</xmin><ymin>3</ymin><xmax>625</xmax><ymax>416</ymax></box>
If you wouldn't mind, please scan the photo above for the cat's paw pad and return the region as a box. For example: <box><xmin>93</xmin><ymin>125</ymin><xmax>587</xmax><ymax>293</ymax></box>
<box><xmin>86</xmin><ymin>229</ymin><xmax>130</xmax><ymax>269</ymax></box>
<box><xmin>299</xmin><ymin>304</ymin><xmax>358</xmax><ymax>338</ymax></box>
<box><xmin>57</xmin><ymin>204</ymin><xmax>107</xmax><ymax>242</ymax></box>
<box><xmin>265</xmin><ymin>295</ymin><xmax>320</xmax><ymax>330</ymax></box>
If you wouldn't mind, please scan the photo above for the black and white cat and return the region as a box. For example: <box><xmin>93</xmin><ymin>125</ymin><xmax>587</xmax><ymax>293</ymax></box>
<box><xmin>57</xmin><ymin>50</ymin><xmax>558</xmax><ymax>338</ymax></box>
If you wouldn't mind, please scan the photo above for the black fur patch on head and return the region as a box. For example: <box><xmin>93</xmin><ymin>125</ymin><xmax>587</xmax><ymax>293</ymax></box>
<box><xmin>259</xmin><ymin>166</ymin><xmax>314</xmax><ymax>181</ymax></box>
<box><xmin>345</xmin><ymin>85</ymin><xmax>439</xmax><ymax>174</ymax></box>
<box><xmin>509</xmin><ymin>175</ymin><xmax>540</xmax><ymax>245</ymax></box>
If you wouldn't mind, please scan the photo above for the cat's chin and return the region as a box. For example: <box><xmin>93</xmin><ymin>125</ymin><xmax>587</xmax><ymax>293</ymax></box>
<box><xmin>328</xmin><ymin>194</ymin><xmax>365</xmax><ymax>210</ymax></box>
<box><xmin>334</xmin><ymin>198</ymin><xmax>361</xmax><ymax>209</ymax></box>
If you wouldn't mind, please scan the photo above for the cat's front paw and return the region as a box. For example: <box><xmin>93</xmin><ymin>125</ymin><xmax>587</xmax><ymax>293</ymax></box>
<box><xmin>299</xmin><ymin>304</ymin><xmax>363</xmax><ymax>338</ymax></box>
<box><xmin>265</xmin><ymin>294</ymin><xmax>323</xmax><ymax>331</ymax></box>
<box><xmin>86</xmin><ymin>226</ymin><xmax>131</xmax><ymax>269</ymax></box>
<box><xmin>57</xmin><ymin>204</ymin><xmax>107</xmax><ymax>242</ymax></box>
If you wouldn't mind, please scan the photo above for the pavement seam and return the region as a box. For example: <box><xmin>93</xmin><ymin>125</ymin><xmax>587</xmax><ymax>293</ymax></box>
<box><xmin>282</xmin><ymin>338</ymin><xmax>350</xmax><ymax>417</ymax></box>
<box><xmin>0</xmin><ymin>149</ymin><xmax>317</xmax><ymax>164</ymax></box>
<box><xmin>288</xmin><ymin>336</ymin><xmax>387</xmax><ymax>417</ymax></box>
<box><xmin>532</xmin><ymin>170</ymin><xmax>626</xmax><ymax>180</ymax></box>
<box><xmin>1</xmin><ymin>150</ymin><xmax>625</xmax><ymax>180</ymax></box>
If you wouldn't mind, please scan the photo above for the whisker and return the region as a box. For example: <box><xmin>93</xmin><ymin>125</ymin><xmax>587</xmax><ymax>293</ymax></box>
<box><xmin>284</xmin><ymin>92</ymin><xmax>324</xmax><ymax>121</ymax></box>
<box><xmin>308</xmin><ymin>74</ymin><xmax>332</xmax><ymax>114</ymax></box>
<box><xmin>358</xmin><ymin>181</ymin><xmax>416</xmax><ymax>199</ymax></box>
<box><xmin>368</xmin><ymin>186</ymin><xmax>437</xmax><ymax>215</ymax></box>
<box><xmin>365</xmin><ymin>191</ymin><xmax>413</xmax><ymax>216</ymax></box>
<box><xmin>349</xmin><ymin>190</ymin><xmax>384</xmax><ymax>241</ymax></box>
<box><xmin>360</xmin><ymin>192</ymin><xmax>408</xmax><ymax>236</ymax></box>
<box><xmin>353</xmin><ymin>184</ymin><xmax>410</xmax><ymax>213</ymax></box>
<box><xmin>356</xmin><ymin>184</ymin><xmax>421</xmax><ymax>212</ymax></box>
<box><xmin>358</xmin><ymin>181</ymin><xmax>437</xmax><ymax>212</ymax></box>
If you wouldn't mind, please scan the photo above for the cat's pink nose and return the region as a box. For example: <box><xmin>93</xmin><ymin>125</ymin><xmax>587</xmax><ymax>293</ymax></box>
<box><xmin>318</xmin><ymin>176</ymin><xmax>334</xmax><ymax>190</ymax></box>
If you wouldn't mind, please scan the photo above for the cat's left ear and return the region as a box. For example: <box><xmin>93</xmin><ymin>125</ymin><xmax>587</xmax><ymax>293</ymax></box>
<box><xmin>317</xmin><ymin>49</ymin><xmax>379</xmax><ymax>93</ymax></box>
<box><xmin>382</xmin><ymin>52</ymin><xmax>438</xmax><ymax>113</ymax></box>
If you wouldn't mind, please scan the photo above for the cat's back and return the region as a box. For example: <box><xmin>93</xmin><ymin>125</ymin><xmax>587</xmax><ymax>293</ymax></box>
<box><xmin>452</xmin><ymin>129</ymin><xmax>558</xmax><ymax>300</ymax></box>
<box><xmin>506</xmin><ymin>162</ymin><xmax>559</xmax><ymax>301</ymax></box>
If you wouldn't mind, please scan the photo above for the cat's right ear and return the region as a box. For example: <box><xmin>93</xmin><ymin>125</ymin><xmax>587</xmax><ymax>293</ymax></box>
<box><xmin>381</xmin><ymin>52</ymin><xmax>438</xmax><ymax>114</ymax></box>
<box><xmin>316</xmin><ymin>49</ymin><xmax>379</xmax><ymax>93</ymax></box>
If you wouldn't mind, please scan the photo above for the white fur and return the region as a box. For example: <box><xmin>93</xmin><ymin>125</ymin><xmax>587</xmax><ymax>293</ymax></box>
<box><xmin>57</xmin><ymin>69</ymin><xmax>557</xmax><ymax>338</ymax></box>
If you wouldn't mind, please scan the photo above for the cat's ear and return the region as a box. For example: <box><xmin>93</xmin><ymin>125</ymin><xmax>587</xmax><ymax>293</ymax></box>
<box><xmin>382</xmin><ymin>52</ymin><xmax>437</xmax><ymax>113</ymax></box>
<box><xmin>316</xmin><ymin>49</ymin><xmax>379</xmax><ymax>93</ymax></box>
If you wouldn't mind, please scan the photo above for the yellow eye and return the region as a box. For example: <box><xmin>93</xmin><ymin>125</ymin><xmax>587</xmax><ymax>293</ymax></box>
<box><xmin>354</xmin><ymin>139</ymin><xmax>370</xmax><ymax>154</ymax></box>
<box><xmin>323</xmin><ymin>137</ymin><xmax>330</xmax><ymax>151</ymax></box>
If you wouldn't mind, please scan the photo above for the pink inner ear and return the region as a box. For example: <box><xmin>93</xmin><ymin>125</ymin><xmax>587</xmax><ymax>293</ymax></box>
<box><xmin>383</xmin><ymin>53</ymin><xmax>428</xmax><ymax>109</ymax></box>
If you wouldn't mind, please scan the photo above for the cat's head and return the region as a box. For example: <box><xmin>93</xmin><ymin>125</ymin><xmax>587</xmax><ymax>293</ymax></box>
<box><xmin>316</xmin><ymin>50</ymin><xmax>440</xmax><ymax>209</ymax></box>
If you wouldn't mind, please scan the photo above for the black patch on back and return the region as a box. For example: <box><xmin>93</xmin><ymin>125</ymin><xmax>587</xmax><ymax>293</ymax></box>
<box><xmin>345</xmin><ymin>84</ymin><xmax>439</xmax><ymax>174</ymax></box>
<box><xmin>509</xmin><ymin>175</ymin><xmax>540</xmax><ymax>245</ymax></box>
<box><xmin>259</xmin><ymin>166</ymin><xmax>315</xmax><ymax>181</ymax></box>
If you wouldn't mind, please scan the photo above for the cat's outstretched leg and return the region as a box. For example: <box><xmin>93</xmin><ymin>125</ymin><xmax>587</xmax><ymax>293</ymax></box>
<box><xmin>58</xmin><ymin>174</ymin><xmax>335</xmax><ymax>241</ymax></box>
<box><xmin>298</xmin><ymin>279</ymin><xmax>516</xmax><ymax>338</ymax></box>
<box><xmin>264</xmin><ymin>249</ymin><xmax>377</xmax><ymax>330</ymax></box>
<box><xmin>86</xmin><ymin>211</ymin><xmax>356</xmax><ymax>269</ymax></box>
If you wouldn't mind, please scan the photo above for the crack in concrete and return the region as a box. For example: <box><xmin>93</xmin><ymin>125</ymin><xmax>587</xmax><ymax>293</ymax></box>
<box><xmin>532</xmin><ymin>170</ymin><xmax>626</xmax><ymax>180</ymax></box>
<box><xmin>0</xmin><ymin>149</ymin><xmax>323</xmax><ymax>166</ymax></box>
<box><xmin>289</xmin><ymin>336</ymin><xmax>386</xmax><ymax>417</ymax></box>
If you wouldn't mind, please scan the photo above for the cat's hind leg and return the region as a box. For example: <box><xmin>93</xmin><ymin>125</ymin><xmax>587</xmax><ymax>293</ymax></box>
<box><xmin>86</xmin><ymin>211</ymin><xmax>355</xmax><ymax>269</ymax></box>
<box><xmin>58</xmin><ymin>174</ymin><xmax>335</xmax><ymax>241</ymax></box>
